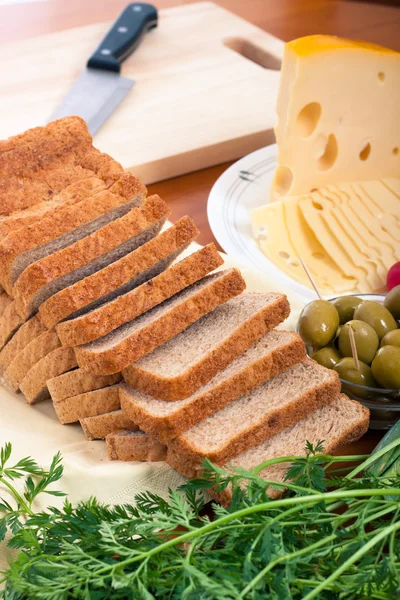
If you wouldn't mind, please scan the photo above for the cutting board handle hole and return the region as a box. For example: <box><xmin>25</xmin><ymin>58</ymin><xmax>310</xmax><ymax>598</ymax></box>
<box><xmin>223</xmin><ymin>37</ymin><xmax>281</xmax><ymax>71</ymax></box>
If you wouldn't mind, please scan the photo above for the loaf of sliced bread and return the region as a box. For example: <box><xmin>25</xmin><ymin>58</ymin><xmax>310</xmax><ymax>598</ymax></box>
<box><xmin>106</xmin><ymin>430</ymin><xmax>167</xmax><ymax>462</ymax></box>
<box><xmin>123</xmin><ymin>293</ymin><xmax>291</xmax><ymax>401</ymax></box>
<box><xmin>75</xmin><ymin>269</ymin><xmax>246</xmax><ymax>375</ymax></box>
<box><xmin>13</xmin><ymin>195</ymin><xmax>169</xmax><ymax>319</ymax></box>
<box><xmin>0</xmin><ymin>172</ymin><xmax>145</xmax><ymax>294</ymax></box>
<box><xmin>167</xmin><ymin>360</ymin><xmax>340</xmax><ymax>465</ymax></box>
<box><xmin>80</xmin><ymin>410</ymin><xmax>138</xmax><ymax>440</ymax></box>
<box><xmin>57</xmin><ymin>244</ymin><xmax>223</xmax><ymax>347</ymax></box>
<box><xmin>0</xmin><ymin>315</ymin><xmax>46</xmax><ymax>375</ymax></box>
<box><xmin>0</xmin><ymin>293</ymin><xmax>12</xmax><ymax>318</ymax></box>
<box><xmin>40</xmin><ymin>216</ymin><xmax>200</xmax><ymax>329</ymax></box>
<box><xmin>20</xmin><ymin>347</ymin><xmax>78</xmax><ymax>404</ymax></box>
<box><xmin>167</xmin><ymin>395</ymin><xmax>369</xmax><ymax>505</ymax></box>
<box><xmin>4</xmin><ymin>329</ymin><xmax>61</xmax><ymax>391</ymax></box>
<box><xmin>47</xmin><ymin>368</ymin><xmax>121</xmax><ymax>402</ymax></box>
<box><xmin>120</xmin><ymin>331</ymin><xmax>306</xmax><ymax>442</ymax></box>
<box><xmin>0</xmin><ymin>140</ymin><xmax>123</xmax><ymax>218</ymax></box>
<box><xmin>53</xmin><ymin>385</ymin><xmax>121</xmax><ymax>424</ymax></box>
<box><xmin>0</xmin><ymin>302</ymin><xmax>24</xmax><ymax>351</ymax></box>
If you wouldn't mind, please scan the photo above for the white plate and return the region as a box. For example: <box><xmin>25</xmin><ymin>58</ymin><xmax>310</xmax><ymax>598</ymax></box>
<box><xmin>208</xmin><ymin>145</ymin><xmax>314</xmax><ymax>301</ymax></box>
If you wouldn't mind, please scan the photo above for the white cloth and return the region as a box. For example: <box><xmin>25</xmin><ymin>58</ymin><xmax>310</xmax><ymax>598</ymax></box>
<box><xmin>0</xmin><ymin>252</ymin><xmax>304</xmax><ymax>571</ymax></box>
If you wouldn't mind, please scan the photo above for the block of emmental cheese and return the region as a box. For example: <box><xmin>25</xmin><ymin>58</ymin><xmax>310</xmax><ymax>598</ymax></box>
<box><xmin>120</xmin><ymin>330</ymin><xmax>305</xmax><ymax>442</ymax></box>
<box><xmin>167</xmin><ymin>360</ymin><xmax>340</xmax><ymax>466</ymax></box>
<box><xmin>123</xmin><ymin>293</ymin><xmax>290</xmax><ymax>401</ymax></box>
<box><xmin>106</xmin><ymin>430</ymin><xmax>167</xmax><ymax>462</ymax></box>
<box><xmin>272</xmin><ymin>36</ymin><xmax>400</xmax><ymax>199</ymax></box>
<box><xmin>75</xmin><ymin>269</ymin><xmax>246</xmax><ymax>375</ymax></box>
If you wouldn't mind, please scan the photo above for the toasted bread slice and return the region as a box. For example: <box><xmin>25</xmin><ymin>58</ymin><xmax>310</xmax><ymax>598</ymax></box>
<box><xmin>47</xmin><ymin>368</ymin><xmax>121</xmax><ymax>403</ymax></box>
<box><xmin>80</xmin><ymin>410</ymin><xmax>138</xmax><ymax>441</ymax></box>
<box><xmin>20</xmin><ymin>347</ymin><xmax>77</xmax><ymax>404</ymax></box>
<box><xmin>0</xmin><ymin>302</ymin><xmax>24</xmax><ymax>351</ymax></box>
<box><xmin>0</xmin><ymin>315</ymin><xmax>46</xmax><ymax>375</ymax></box>
<box><xmin>53</xmin><ymin>385</ymin><xmax>121</xmax><ymax>424</ymax></box>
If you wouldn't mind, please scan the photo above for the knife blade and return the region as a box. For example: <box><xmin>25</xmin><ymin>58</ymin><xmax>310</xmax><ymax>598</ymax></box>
<box><xmin>49</xmin><ymin>3</ymin><xmax>158</xmax><ymax>135</ymax></box>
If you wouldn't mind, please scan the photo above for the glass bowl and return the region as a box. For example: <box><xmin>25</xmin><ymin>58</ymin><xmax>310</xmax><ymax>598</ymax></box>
<box><xmin>297</xmin><ymin>293</ymin><xmax>400</xmax><ymax>430</ymax></box>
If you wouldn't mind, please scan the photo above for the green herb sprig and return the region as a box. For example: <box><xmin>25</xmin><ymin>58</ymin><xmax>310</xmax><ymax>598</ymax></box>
<box><xmin>0</xmin><ymin>427</ymin><xmax>400</xmax><ymax>600</ymax></box>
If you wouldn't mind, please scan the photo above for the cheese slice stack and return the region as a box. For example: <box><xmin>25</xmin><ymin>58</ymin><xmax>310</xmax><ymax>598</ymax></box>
<box><xmin>251</xmin><ymin>179</ymin><xmax>400</xmax><ymax>295</ymax></box>
<box><xmin>272</xmin><ymin>36</ymin><xmax>400</xmax><ymax>200</ymax></box>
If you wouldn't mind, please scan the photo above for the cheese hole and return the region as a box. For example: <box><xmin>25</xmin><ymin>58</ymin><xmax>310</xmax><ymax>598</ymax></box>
<box><xmin>290</xmin><ymin>261</ymin><xmax>300</xmax><ymax>267</ymax></box>
<box><xmin>310</xmin><ymin>188</ymin><xmax>318</xmax><ymax>193</ymax></box>
<box><xmin>312</xmin><ymin>251</ymin><xmax>326</xmax><ymax>260</ymax></box>
<box><xmin>279</xmin><ymin>251</ymin><xmax>290</xmax><ymax>260</ymax></box>
<box><xmin>342</xmin><ymin>275</ymin><xmax>356</xmax><ymax>281</ymax></box>
<box><xmin>378</xmin><ymin>72</ymin><xmax>385</xmax><ymax>83</ymax></box>
<box><xmin>393</xmin><ymin>147</ymin><xmax>399</xmax><ymax>156</ymax></box>
<box><xmin>272</xmin><ymin>166</ymin><xmax>293</xmax><ymax>196</ymax></box>
<box><xmin>296</xmin><ymin>102</ymin><xmax>322</xmax><ymax>137</ymax></box>
<box><xmin>317</xmin><ymin>134</ymin><xmax>338</xmax><ymax>171</ymax></box>
<box><xmin>359</xmin><ymin>142</ymin><xmax>371</xmax><ymax>161</ymax></box>
<box><xmin>312</xmin><ymin>200</ymin><xmax>323</xmax><ymax>211</ymax></box>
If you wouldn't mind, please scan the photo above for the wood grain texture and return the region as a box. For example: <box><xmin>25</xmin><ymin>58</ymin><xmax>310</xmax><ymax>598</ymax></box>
<box><xmin>0</xmin><ymin>0</ymin><xmax>393</xmax><ymax>451</ymax></box>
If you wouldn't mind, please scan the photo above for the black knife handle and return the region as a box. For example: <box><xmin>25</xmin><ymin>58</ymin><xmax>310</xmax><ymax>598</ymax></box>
<box><xmin>87</xmin><ymin>3</ymin><xmax>158</xmax><ymax>73</ymax></box>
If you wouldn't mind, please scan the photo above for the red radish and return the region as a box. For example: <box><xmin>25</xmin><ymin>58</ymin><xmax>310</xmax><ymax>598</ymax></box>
<box><xmin>387</xmin><ymin>262</ymin><xmax>400</xmax><ymax>291</ymax></box>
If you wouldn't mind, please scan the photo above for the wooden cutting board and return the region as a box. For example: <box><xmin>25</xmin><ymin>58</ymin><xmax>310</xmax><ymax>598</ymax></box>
<box><xmin>0</xmin><ymin>2</ymin><xmax>283</xmax><ymax>184</ymax></box>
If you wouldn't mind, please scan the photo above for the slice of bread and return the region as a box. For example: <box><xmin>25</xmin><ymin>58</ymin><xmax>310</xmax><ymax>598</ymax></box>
<box><xmin>120</xmin><ymin>331</ymin><xmax>306</xmax><ymax>443</ymax></box>
<box><xmin>167</xmin><ymin>360</ymin><xmax>341</xmax><ymax>465</ymax></box>
<box><xmin>123</xmin><ymin>293</ymin><xmax>290</xmax><ymax>401</ymax></box>
<box><xmin>19</xmin><ymin>347</ymin><xmax>78</xmax><ymax>404</ymax></box>
<box><xmin>106</xmin><ymin>430</ymin><xmax>167</xmax><ymax>462</ymax></box>
<box><xmin>53</xmin><ymin>385</ymin><xmax>121</xmax><ymax>424</ymax></box>
<box><xmin>4</xmin><ymin>329</ymin><xmax>61</xmax><ymax>391</ymax></box>
<box><xmin>0</xmin><ymin>293</ymin><xmax>12</xmax><ymax>319</ymax></box>
<box><xmin>40</xmin><ymin>216</ymin><xmax>200</xmax><ymax>330</ymax></box>
<box><xmin>0</xmin><ymin>315</ymin><xmax>46</xmax><ymax>375</ymax></box>
<box><xmin>80</xmin><ymin>410</ymin><xmax>139</xmax><ymax>441</ymax></box>
<box><xmin>75</xmin><ymin>269</ymin><xmax>247</xmax><ymax>375</ymax></box>
<box><xmin>57</xmin><ymin>244</ymin><xmax>223</xmax><ymax>347</ymax></box>
<box><xmin>0</xmin><ymin>302</ymin><xmax>24</xmax><ymax>351</ymax></box>
<box><xmin>168</xmin><ymin>395</ymin><xmax>369</xmax><ymax>506</ymax></box>
<box><xmin>13</xmin><ymin>195</ymin><xmax>169</xmax><ymax>319</ymax></box>
<box><xmin>0</xmin><ymin>172</ymin><xmax>145</xmax><ymax>294</ymax></box>
<box><xmin>47</xmin><ymin>368</ymin><xmax>121</xmax><ymax>402</ymax></box>
<box><xmin>0</xmin><ymin>140</ymin><xmax>123</xmax><ymax>217</ymax></box>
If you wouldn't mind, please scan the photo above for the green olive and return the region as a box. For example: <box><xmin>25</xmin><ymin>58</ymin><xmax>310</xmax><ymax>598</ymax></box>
<box><xmin>384</xmin><ymin>285</ymin><xmax>400</xmax><ymax>320</ymax></box>
<box><xmin>331</xmin><ymin>296</ymin><xmax>363</xmax><ymax>324</ymax></box>
<box><xmin>353</xmin><ymin>300</ymin><xmax>398</xmax><ymax>341</ymax></box>
<box><xmin>335</xmin><ymin>357</ymin><xmax>377</xmax><ymax>398</ymax></box>
<box><xmin>338</xmin><ymin>320</ymin><xmax>379</xmax><ymax>365</ymax></box>
<box><xmin>298</xmin><ymin>300</ymin><xmax>340</xmax><ymax>350</ymax></box>
<box><xmin>332</xmin><ymin>326</ymin><xmax>342</xmax><ymax>350</ymax></box>
<box><xmin>381</xmin><ymin>329</ymin><xmax>400</xmax><ymax>348</ymax></box>
<box><xmin>311</xmin><ymin>347</ymin><xmax>341</xmax><ymax>369</ymax></box>
<box><xmin>371</xmin><ymin>346</ymin><xmax>400</xmax><ymax>389</ymax></box>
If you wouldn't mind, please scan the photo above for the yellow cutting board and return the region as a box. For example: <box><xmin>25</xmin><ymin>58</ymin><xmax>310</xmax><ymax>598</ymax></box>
<box><xmin>0</xmin><ymin>2</ymin><xmax>283</xmax><ymax>184</ymax></box>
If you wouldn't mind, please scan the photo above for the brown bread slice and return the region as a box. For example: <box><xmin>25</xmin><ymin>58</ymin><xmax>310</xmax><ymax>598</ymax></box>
<box><xmin>167</xmin><ymin>360</ymin><xmax>341</xmax><ymax>465</ymax></box>
<box><xmin>4</xmin><ymin>329</ymin><xmax>61</xmax><ymax>391</ymax></box>
<box><xmin>0</xmin><ymin>117</ymin><xmax>90</xmax><ymax>166</ymax></box>
<box><xmin>167</xmin><ymin>395</ymin><xmax>370</xmax><ymax>506</ymax></box>
<box><xmin>0</xmin><ymin>302</ymin><xmax>24</xmax><ymax>351</ymax></box>
<box><xmin>75</xmin><ymin>269</ymin><xmax>246</xmax><ymax>375</ymax></box>
<box><xmin>13</xmin><ymin>195</ymin><xmax>169</xmax><ymax>319</ymax></box>
<box><xmin>19</xmin><ymin>347</ymin><xmax>78</xmax><ymax>404</ymax></box>
<box><xmin>0</xmin><ymin>315</ymin><xmax>46</xmax><ymax>375</ymax></box>
<box><xmin>120</xmin><ymin>331</ymin><xmax>306</xmax><ymax>443</ymax></box>
<box><xmin>47</xmin><ymin>368</ymin><xmax>121</xmax><ymax>402</ymax></box>
<box><xmin>40</xmin><ymin>216</ymin><xmax>200</xmax><ymax>330</ymax></box>
<box><xmin>123</xmin><ymin>293</ymin><xmax>290</xmax><ymax>401</ymax></box>
<box><xmin>80</xmin><ymin>410</ymin><xmax>139</xmax><ymax>440</ymax></box>
<box><xmin>53</xmin><ymin>385</ymin><xmax>121</xmax><ymax>424</ymax></box>
<box><xmin>106</xmin><ymin>430</ymin><xmax>167</xmax><ymax>462</ymax></box>
<box><xmin>57</xmin><ymin>243</ymin><xmax>222</xmax><ymax>347</ymax></box>
<box><xmin>0</xmin><ymin>172</ymin><xmax>145</xmax><ymax>294</ymax></box>
<box><xmin>0</xmin><ymin>140</ymin><xmax>123</xmax><ymax>216</ymax></box>
<box><xmin>0</xmin><ymin>292</ymin><xmax>12</xmax><ymax>319</ymax></box>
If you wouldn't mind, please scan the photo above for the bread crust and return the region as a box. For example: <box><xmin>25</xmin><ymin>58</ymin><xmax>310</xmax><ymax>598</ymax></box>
<box><xmin>0</xmin><ymin>315</ymin><xmax>46</xmax><ymax>375</ymax></box>
<box><xmin>120</xmin><ymin>333</ymin><xmax>306</xmax><ymax>442</ymax></box>
<box><xmin>123</xmin><ymin>294</ymin><xmax>291</xmax><ymax>400</ymax></box>
<box><xmin>0</xmin><ymin>302</ymin><xmax>24</xmax><ymax>351</ymax></box>
<box><xmin>106</xmin><ymin>430</ymin><xmax>167</xmax><ymax>462</ymax></box>
<box><xmin>75</xmin><ymin>269</ymin><xmax>247</xmax><ymax>375</ymax></box>
<box><xmin>80</xmin><ymin>410</ymin><xmax>139</xmax><ymax>441</ymax></box>
<box><xmin>41</xmin><ymin>216</ymin><xmax>200</xmax><ymax>330</ymax></box>
<box><xmin>13</xmin><ymin>195</ymin><xmax>167</xmax><ymax>319</ymax></box>
<box><xmin>53</xmin><ymin>385</ymin><xmax>121</xmax><ymax>424</ymax></box>
<box><xmin>47</xmin><ymin>369</ymin><xmax>121</xmax><ymax>402</ymax></box>
<box><xmin>57</xmin><ymin>243</ymin><xmax>222</xmax><ymax>347</ymax></box>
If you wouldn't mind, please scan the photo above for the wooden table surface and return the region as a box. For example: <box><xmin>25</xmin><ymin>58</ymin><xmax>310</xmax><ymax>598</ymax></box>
<box><xmin>2</xmin><ymin>0</ymin><xmax>399</xmax><ymax>453</ymax></box>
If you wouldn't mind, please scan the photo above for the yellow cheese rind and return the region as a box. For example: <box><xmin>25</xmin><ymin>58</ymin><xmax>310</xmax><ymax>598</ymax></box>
<box><xmin>287</xmin><ymin>35</ymin><xmax>398</xmax><ymax>57</ymax></box>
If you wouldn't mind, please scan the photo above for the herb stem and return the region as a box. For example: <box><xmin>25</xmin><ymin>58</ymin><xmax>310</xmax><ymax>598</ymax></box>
<box><xmin>0</xmin><ymin>477</ymin><xmax>33</xmax><ymax>516</ymax></box>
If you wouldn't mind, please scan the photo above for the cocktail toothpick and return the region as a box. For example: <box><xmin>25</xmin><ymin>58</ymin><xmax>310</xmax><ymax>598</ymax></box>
<box><xmin>299</xmin><ymin>255</ymin><xmax>322</xmax><ymax>300</ymax></box>
<box><xmin>348</xmin><ymin>325</ymin><xmax>360</xmax><ymax>371</ymax></box>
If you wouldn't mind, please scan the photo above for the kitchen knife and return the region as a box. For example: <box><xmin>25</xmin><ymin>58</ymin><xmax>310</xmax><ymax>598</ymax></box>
<box><xmin>49</xmin><ymin>3</ymin><xmax>158</xmax><ymax>135</ymax></box>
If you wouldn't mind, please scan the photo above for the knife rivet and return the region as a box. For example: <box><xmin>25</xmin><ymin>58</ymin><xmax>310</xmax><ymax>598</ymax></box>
<box><xmin>132</xmin><ymin>5</ymin><xmax>142</xmax><ymax>11</ymax></box>
<box><xmin>117</xmin><ymin>26</ymin><xmax>128</xmax><ymax>33</ymax></box>
<box><xmin>101</xmin><ymin>49</ymin><xmax>112</xmax><ymax>55</ymax></box>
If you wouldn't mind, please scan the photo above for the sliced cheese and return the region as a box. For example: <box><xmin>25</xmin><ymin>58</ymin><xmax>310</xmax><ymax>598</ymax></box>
<box><xmin>272</xmin><ymin>35</ymin><xmax>400</xmax><ymax>199</ymax></box>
